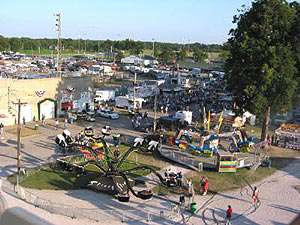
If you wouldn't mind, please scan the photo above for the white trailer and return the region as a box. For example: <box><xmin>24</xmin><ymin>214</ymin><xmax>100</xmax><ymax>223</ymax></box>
<box><xmin>94</xmin><ymin>90</ymin><xmax>115</xmax><ymax>103</ymax></box>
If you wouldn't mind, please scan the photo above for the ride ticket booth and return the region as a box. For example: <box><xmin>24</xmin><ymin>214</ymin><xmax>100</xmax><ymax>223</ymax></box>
<box><xmin>217</xmin><ymin>153</ymin><xmax>237</xmax><ymax>173</ymax></box>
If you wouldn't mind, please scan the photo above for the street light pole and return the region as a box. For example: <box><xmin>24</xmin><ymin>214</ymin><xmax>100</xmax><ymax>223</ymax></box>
<box><xmin>55</xmin><ymin>13</ymin><xmax>62</xmax><ymax>78</ymax></box>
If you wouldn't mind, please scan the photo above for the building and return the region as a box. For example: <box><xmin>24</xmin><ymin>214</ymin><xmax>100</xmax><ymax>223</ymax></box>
<box><xmin>0</xmin><ymin>76</ymin><xmax>94</xmax><ymax>125</ymax></box>
<box><xmin>58</xmin><ymin>76</ymin><xmax>94</xmax><ymax>114</ymax></box>
<box><xmin>0</xmin><ymin>78</ymin><xmax>60</xmax><ymax>125</ymax></box>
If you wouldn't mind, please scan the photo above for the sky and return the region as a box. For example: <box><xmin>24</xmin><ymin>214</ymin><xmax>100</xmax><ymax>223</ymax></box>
<box><xmin>0</xmin><ymin>0</ymin><xmax>254</xmax><ymax>44</ymax></box>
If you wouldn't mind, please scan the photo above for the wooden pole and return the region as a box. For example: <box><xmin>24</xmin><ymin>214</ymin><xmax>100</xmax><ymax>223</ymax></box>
<box><xmin>153</xmin><ymin>94</ymin><xmax>157</xmax><ymax>132</ymax></box>
<box><xmin>17</xmin><ymin>99</ymin><xmax>21</xmax><ymax>175</ymax></box>
<box><xmin>13</xmin><ymin>99</ymin><xmax>27</xmax><ymax>188</ymax></box>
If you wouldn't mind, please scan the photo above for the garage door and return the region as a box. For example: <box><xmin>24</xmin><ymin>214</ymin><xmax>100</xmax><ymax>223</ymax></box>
<box><xmin>20</xmin><ymin>104</ymin><xmax>32</xmax><ymax>122</ymax></box>
<box><xmin>40</xmin><ymin>100</ymin><xmax>55</xmax><ymax>119</ymax></box>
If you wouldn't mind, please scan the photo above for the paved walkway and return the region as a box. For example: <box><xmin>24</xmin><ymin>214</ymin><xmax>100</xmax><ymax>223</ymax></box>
<box><xmin>187</xmin><ymin>158</ymin><xmax>300</xmax><ymax>225</ymax></box>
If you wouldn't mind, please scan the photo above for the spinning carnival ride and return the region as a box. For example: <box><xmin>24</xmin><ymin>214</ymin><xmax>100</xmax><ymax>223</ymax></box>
<box><xmin>55</xmin><ymin>128</ymin><xmax>168</xmax><ymax>202</ymax></box>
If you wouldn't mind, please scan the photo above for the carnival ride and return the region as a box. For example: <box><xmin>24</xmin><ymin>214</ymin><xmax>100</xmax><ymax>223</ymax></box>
<box><xmin>55</xmin><ymin>127</ymin><xmax>173</xmax><ymax>202</ymax></box>
<box><xmin>172</xmin><ymin>109</ymin><xmax>256</xmax><ymax>159</ymax></box>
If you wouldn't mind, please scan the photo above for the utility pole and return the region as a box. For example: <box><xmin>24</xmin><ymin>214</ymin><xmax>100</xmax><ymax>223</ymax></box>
<box><xmin>13</xmin><ymin>99</ymin><xmax>27</xmax><ymax>188</ymax></box>
<box><xmin>153</xmin><ymin>93</ymin><xmax>158</xmax><ymax>132</ymax></box>
<box><xmin>55</xmin><ymin>13</ymin><xmax>62</xmax><ymax>78</ymax></box>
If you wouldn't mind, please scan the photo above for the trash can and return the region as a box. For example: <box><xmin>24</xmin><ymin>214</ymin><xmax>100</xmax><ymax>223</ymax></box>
<box><xmin>190</xmin><ymin>202</ymin><xmax>197</xmax><ymax>213</ymax></box>
<box><xmin>34</xmin><ymin>124</ymin><xmax>39</xmax><ymax>130</ymax></box>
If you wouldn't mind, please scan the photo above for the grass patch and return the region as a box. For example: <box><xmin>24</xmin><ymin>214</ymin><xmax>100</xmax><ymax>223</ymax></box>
<box><xmin>8</xmin><ymin>168</ymin><xmax>97</xmax><ymax>190</ymax></box>
<box><xmin>8</xmin><ymin>150</ymin><xmax>161</xmax><ymax>190</ymax></box>
<box><xmin>153</xmin><ymin>156</ymin><xmax>295</xmax><ymax>196</ymax></box>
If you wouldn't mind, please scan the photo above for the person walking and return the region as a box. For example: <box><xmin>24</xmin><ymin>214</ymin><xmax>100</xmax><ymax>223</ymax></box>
<box><xmin>225</xmin><ymin>205</ymin><xmax>233</xmax><ymax>225</ymax></box>
<box><xmin>0</xmin><ymin>123</ymin><xmax>4</xmax><ymax>140</ymax></box>
<box><xmin>252</xmin><ymin>186</ymin><xmax>259</xmax><ymax>209</ymax></box>
<box><xmin>179</xmin><ymin>193</ymin><xmax>185</xmax><ymax>208</ymax></box>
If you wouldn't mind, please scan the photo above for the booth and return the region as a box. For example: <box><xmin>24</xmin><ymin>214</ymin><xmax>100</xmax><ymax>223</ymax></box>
<box><xmin>275</xmin><ymin>123</ymin><xmax>300</xmax><ymax>150</ymax></box>
<box><xmin>217</xmin><ymin>154</ymin><xmax>237</xmax><ymax>173</ymax></box>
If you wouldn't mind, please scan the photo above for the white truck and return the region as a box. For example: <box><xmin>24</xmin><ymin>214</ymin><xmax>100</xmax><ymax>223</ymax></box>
<box><xmin>115</xmin><ymin>96</ymin><xmax>144</xmax><ymax>109</ymax></box>
<box><xmin>175</xmin><ymin>111</ymin><xmax>193</xmax><ymax>125</ymax></box>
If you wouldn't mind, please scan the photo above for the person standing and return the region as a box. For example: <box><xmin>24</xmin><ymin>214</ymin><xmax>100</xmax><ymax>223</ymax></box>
<box><xmin>202</xmin><ymin>178</ymin><xmax>209</xmax><ymax>196</ymax></box>
<box><xmin>225</xmin><ymin>205</ymin><xmax>233</xmax><ymax>225</ymax></box>
<box><xmin>187</xmin><ymin>179</ymin><xmax>194</xmax><ymax>207</ymax></box>
<box><xmin>176</xmin><ymin>172</ymin><xmax>182</xmax><ymax>187</ymax></box>
<box><xmin>64</xmin><ymin>118</ymin><xmax>68</xmax><ymax>129</ymax></box>
<box><xmin>55</xmin><ymin>119</ymin><xmax>59</xmax><ymax>130</ymax></box>
<box><xmin>42</xmin><ymin>114</ymin><xmax>45</xmax><ymax>126</ymax></box>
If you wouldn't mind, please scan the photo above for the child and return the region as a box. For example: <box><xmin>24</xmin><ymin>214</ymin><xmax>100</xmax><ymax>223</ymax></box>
<box><xmin>226</xmin><ymin>205</ymin><xmax>232</xmax><ymax>225</ymax></box>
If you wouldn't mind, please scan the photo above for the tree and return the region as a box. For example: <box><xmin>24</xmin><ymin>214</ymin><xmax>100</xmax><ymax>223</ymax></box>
<box><xmin>0</xmin><ymin>36</ymin><xmax>10</xmax><ymax>51</ymax></box>
<box><xmin>177</xmin><ymin>48</ymin><xmax>188</xmax><ymax>60</ymax></box>
<box><xmin>115</xmin><ymin>51</ymin><xmax>124</xmax><ymax>63</ymax></box>
<box><xmin>158</xmin><ymin>47</ymin><xmax>176</xmax><ymax>63</ymax></box>
<box><xmin>193</xmin><ymin>49</ymin><xmax>208</xmax><ymax>62</ymax></box>
<box><xmin>290</xmin><ymin>1</ymin><xmax>300</xmax><ymax>105</ymax></box>
<box><xmin>225</xmin><ymin>0</ymin><xmax>298</xmax><ymax>141</ymax></box>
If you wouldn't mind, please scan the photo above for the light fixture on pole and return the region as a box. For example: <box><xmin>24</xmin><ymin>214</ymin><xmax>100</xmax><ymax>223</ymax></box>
<box><xmin>54</xmin><ymin>13</ymin><xmax>62</xmax><ymax>78</ymax></box>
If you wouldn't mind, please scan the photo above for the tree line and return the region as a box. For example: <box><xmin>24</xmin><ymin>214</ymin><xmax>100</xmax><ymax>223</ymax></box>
<box><xmin>0</xmin><ymin>35</ymin><xmax>222</xmax><ymax>62</ymax></box>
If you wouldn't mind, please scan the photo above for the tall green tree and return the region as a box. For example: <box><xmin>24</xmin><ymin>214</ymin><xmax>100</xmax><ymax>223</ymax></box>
<box><xmin>193</xmin><ymin>49</ymin><xmax>208</xmax><ymax>62</ymax></box>
<box><xmin>225</xmin><ymin>0</ymin><xmax>298</xmax><ymax>141</ymax></box>
<box><xmin>290</xmin><ymin>1</ymin><xmax>300</xmax><ymax>105</ymax></box>
<box><xmin>177</xmin><ymin>48</ymin><xmax>188</xmax><ymax>60</ymax></box>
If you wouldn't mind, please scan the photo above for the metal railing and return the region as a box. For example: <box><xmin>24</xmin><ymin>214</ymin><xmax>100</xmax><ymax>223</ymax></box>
<box><xmin>1</xmin><ymin>179</ymin><xmax>181</xmax><ymax>224</ymax></box>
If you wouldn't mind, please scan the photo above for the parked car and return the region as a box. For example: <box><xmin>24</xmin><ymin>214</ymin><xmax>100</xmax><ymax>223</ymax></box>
<box><xmin>97</xmin><ymin>109</ymin><xmax>120</xmax><ymax>119</ymax></box>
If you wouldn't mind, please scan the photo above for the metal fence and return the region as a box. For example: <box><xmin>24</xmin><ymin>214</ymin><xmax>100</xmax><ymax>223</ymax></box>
<box><xmin>1</xmin><ymin>179</ymin><xmax>182</xmax><ymax>224</ymax></box>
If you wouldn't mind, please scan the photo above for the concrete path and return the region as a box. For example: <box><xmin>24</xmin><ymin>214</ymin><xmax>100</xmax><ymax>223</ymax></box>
<box><xmin>187</xmin><ymin>157</ymin><xmax>300</xmax><ymax>225</ymax></box>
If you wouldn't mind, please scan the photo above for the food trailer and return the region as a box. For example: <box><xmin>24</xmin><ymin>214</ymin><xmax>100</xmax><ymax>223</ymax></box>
<box><xmin>275</xmin><ymin>123</ymin><xmax>300</xmax><ymax>150</ymax></box>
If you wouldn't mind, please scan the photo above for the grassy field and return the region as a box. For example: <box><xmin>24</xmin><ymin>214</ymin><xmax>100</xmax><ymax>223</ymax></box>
<box><xmin>18</xmin><ymin>49</ymin><xmax>97</xmax><ymax>57</ymax></box>
<box><xmin>7</xmin><ymin>144</ymin><xmax>165</xmax><ymax>190</ymax></box>
<box><xmin>7</xmin><ymin>159</ymin><xmax>159</xmax><ymax>190</ymax></box>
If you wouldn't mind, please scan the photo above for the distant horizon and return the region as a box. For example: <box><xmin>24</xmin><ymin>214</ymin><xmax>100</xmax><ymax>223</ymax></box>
<box><xmin>1</xmin><ymin>0</ymin><xmax>254</xmax><ymax>44</ymax></box>
<box><xmin>0</xmin><ymin>34</ymin><xmax>225</xmax><ymax>45</ymax></box>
